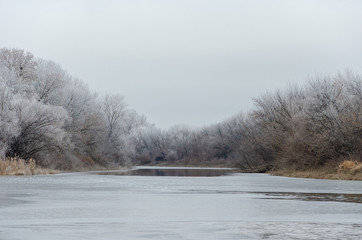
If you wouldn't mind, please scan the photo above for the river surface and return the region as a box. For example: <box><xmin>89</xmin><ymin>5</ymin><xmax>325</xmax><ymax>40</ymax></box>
<box><xmin>1</xmin><ymin>166</ymin><xmax>362</xmax><ymax>240</ymax></box>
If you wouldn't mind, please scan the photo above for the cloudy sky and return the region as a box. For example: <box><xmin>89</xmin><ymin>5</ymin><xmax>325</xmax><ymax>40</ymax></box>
<box><xmin>1</xmin><ymin>0</ymin><xmax>361</xmax><ymax>128</ymax></box>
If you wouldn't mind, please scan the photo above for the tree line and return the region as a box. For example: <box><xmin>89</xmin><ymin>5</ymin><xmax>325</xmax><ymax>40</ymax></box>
<box><xmin>132</xmin><ymin>73</ymin><xmax>361</xmax><ymax>171</ymax></box>
<box><xmin>0</xmin><ymin>48</ymin><xmax>148</xmax><ymax>169</ymax></box>
<box><xmin>1</xmin><ymin>48</ymin><xmax>361</xmax><ymax>171</ymax></box>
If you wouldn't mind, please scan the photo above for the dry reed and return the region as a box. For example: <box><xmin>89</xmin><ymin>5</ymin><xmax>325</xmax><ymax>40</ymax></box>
<box><xmin>0</xmin><ymin>156</ymin><xmax>59</xmax><ymax>176</ymax></box>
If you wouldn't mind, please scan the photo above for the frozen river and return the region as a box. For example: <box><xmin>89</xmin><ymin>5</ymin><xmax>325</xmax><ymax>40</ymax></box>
<box><xmin>1</xmin><ymin>167</ymin><xmax>362</xmax><ymax>240</ymax></box>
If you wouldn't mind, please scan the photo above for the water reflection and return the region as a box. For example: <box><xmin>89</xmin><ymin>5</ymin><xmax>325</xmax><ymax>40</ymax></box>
<box><xmin>98</xmin><ymin>168</ymin><xmax>234</xmax><ymax>177</ymax></box>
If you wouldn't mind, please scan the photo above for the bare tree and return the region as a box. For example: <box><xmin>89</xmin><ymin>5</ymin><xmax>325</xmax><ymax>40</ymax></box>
<box><xmin>0</xmin><ymin>48</ymin><xmax>37</xmax><ymax>83</ymax></box>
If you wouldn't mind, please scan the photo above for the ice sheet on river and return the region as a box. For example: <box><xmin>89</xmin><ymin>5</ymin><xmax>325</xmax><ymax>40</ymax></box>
<box><xmin>1</xmin><ymin>168</ymin><xmax>362</xmax><ymax>240</ymax></box>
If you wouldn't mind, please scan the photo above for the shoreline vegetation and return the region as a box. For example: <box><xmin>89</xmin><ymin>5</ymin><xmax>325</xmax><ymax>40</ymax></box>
<box><xmin>0</xmin><ymin>156</ymin><xmax>129</xmax><ymax>176</ymax></box>
<box><xmin>149</xmin><ymin>160</ymin><xmax>362</xmax><ymax>181</ymax></box>
<box><xmin>2</xmin><ymin>158</ymin><xmax>362</xmax><ymax>181</ymax></box>
<box><xmin>269</xmin><ymin>159</ymin><xmax>362</xmax><ymax>181</ymax></box>
<box><xmin>0</xmin><ymin>157</ymin><xmax>59</xmax><ymax>176</ymax></box>
<box><xmin>0</xmin><ymin>47</ymin><xmax>361</xmax><ymax>180</ymax></box>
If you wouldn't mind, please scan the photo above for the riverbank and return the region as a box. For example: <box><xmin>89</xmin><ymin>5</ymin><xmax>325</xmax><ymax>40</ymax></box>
<box><xmin>146</xmin><ymin>159</ymin><xmax>362</xmax><ymax>181</ymax></box>
<box><xmin>269</xmin><ymin>170</ymin><xmax>362</xmax><ymax>181</ymax></box>
<box><xmin>269</xmin><ymin>160</ymin><xmax>362</xmax><ymax>181</ymax></box>
<box><xmin>3</xmin><ymin>156</ymin><xmax>362</xmax><ymax>181</ymax></box>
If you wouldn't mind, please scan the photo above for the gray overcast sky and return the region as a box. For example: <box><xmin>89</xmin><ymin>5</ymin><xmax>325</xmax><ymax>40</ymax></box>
<box><xmin>1</xmin><ymin>0</ymin><xmax>362</xmax><ymax>129</ymax></box>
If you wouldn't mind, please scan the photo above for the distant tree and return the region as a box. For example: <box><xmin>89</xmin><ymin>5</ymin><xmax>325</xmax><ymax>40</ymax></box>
<box><xmin>168</xmin><ymin>125</ymin><xmax>193</xmax><ymax>160</ymax></box>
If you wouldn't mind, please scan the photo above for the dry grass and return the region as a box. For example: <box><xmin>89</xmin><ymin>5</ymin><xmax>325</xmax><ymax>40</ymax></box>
<box><xmin>0</xmin><ymin>156</ymin><xmax>59</xmax><ymax>176</ymax></box>
<box><xmin>270</xmin><ymin>160</ymin><xmax>362</xmax><ymax>181</ymax></box>
<box><xmin>338</xmin><ymin>160</ymin><xmax>362</xmax><ymax>174</ymax></box>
